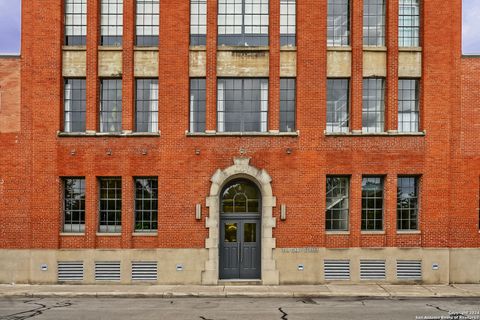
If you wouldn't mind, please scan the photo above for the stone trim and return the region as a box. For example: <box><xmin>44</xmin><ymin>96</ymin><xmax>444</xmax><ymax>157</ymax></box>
<box><xmin>201</xmin><ymin>157</ymin><xmax>279</xmax><ymax>285</ymax></box>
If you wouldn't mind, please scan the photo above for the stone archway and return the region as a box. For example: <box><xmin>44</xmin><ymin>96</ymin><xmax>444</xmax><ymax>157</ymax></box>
<box><xmin>201</xmin><ymin>157</ymin><xmax>279</xmax><ymax>285</ymax></box>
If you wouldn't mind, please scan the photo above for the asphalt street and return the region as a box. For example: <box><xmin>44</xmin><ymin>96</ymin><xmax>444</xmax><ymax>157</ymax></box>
<box><xmin>1</xmin><ymin>297</ymin><xmax>480</xmax><ymax>320</ymax></box>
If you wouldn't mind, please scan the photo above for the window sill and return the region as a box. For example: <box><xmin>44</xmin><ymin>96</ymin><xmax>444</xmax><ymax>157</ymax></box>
<box><xmin>324</xmin><ymin>130</ymin><xmax>426</xmax><ymax>137</ymax></box>
<box><xmin>361</xmin><ymin>231</ymin><xmax>386</xmax><ymax>235</ymax></box>
<box><xmin>96</xmin><ymin>233</ymin><xmax>122</xmax><ymax>237</ymax></box>
<box><xmin>280</xmin><ymin>46</ymin><xmax>297</xmax><ymax>51</ymax></box>
<box><xmin>133</xmin><ymin>232</ymin><xmax>158</xmax><ymax>237</ymax></box>
<box><xmin>326</xmin><ymin>231</ymin><xmax>350</xmax><ymax>235</ymax></box>
<box><xmin>399</xmin><ymin>47</ymin><xmax>422</xmax><ymax>52</ymax></box>
<box><xmin>62</xmin><ymin>45</ymin><xmax>86</xmax><ymax>51</ymax></box>
<box><xmin>98</xmin><ymin>46</ymin><xmax>123</xmax><ymax>51</ymax></box>
<box><xmin>60</xmin><ymin>233</ymin><xmax>85</xmax><ymax>236</ymax></box>
<box><xmin>57</xmin><ymin>131</ymin><xmax>161</xmax><ymax>137</ymax></box>
<box><xmin>363</xmin><ymin>46</ymin><xmax>387</xmax><ymax>52</ymax></box>
<box><xmin>134</xmin><ymin>46</ymin><xmax>159</xmax><ymax>51</ymax></box>
<box><xmin>217</xmin><ymin>45</ymin><xmax>269</xmax><ymax>51</ymax></box>
<box><xmin>327</xmin><ymin>46</ymin><xmax>352</xmax><ymax>51</ymax></box>
<box><xmin>190</xmin><ymin>45</ymin><xmax>206</xmax><ymax>51</ymax></box>
<box><xmin>186</xmin><ymin>130</ymin><xmax>299</xmax><ymax>137</ymax></box>
<box><xmin>397</xmin><ymin>230</ymin><xmax>421</xmax><ymax>235</ymax></box>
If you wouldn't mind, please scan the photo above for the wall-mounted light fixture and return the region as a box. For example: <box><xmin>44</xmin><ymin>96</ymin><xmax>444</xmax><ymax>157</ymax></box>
<box><xmin>195</xmin><ymin>148</ymin><xmax>201</xmax><ymax>155</ymax></box>
<box><xmin>106</xmin><ymin>149</ymin><xmax>112</xmax><ymax>156</ymax></box>
<box><xmin>70</xmin><ymin>149</ymin><xmax>76</xmax><ymax>156</ymax></box>
<box><xmin>195</xmin><ymin>203</ymin><xmax>202</xmax><ymax>220</ymax></box>
<box><xmin>280</xmin><ymin>204</ymin><xmax>287</xmax><ymax>221</ymax></box>
<box><xmin>286</xmin><ymin>148</ymin><xmax>292</xmax><ymax>155</ymax></box>
<box><xmin>141</xmin><ymin>149</ymin><xmax>148</xmax><ymax>155</ymax></box>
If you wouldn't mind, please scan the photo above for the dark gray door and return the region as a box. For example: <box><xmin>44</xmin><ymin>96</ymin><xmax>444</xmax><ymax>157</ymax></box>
<box><xmin>220</xmin><ymin>218</ymin><xmax>261</xmax><ymax>279</ymax></box>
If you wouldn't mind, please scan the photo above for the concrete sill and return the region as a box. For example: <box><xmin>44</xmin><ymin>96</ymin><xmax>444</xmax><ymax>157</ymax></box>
<box><xmin>327</xmin><ymin>46</ymin><xmax>352</xmax><ymax>51</ymax></box>
<box><xmin>62</xmin><ymin>45</ymin><xmax>86</xmax><ymax>51</ymax></box>
<box><xmin>132</xmin><ymin>232</ymin><xmax>158</xmax><ymax>237</ymax></box>
<box><xmin>361</xmin><ymin>231</ymin><xmax>386</xmax><ymax>235</ymax></box>
<box><xmin>98</xmin><ymin>46</ymin><xmax>123</xmax><ymax>51</ymax></box>
<box><xmin>96</xmin><ymin>233</ymin><xmax>122</xmax><ymax>237</ymax></box>
<box><xmin>280</xmin><ymin>46</ymin><xmax>297</xmax><ymax>51</ymax></box>
<box><xmin>217</xmin><ymin>45</ymin><xmax>269</xmax><ymax>51</ymax></box>
<box><xmin>186</xmin><ymin>131</ymin><xmax>299</xmax><ymax>137</ymax></box>
<box><xmin>326</xmin><ymin>231</ymin><xmax>350</xmax><ymax>235</ymax></box>
<box><xmin>190</xmin><ymin>45</ymin><xmax>206</xmax><ymax>51</ymax></box>
<box><xmin>60</xmin><ymin>233</ymin><xmax>85</xmax><ymax>236</ymax></box>
<box><xmin>58</xmin><ymin>131</ymin><xmax>161</xmax><ymax>138</ymax></box>
<box><xmin>397</xmin><ymin>230</ymin><xmax>421</xmax><ymax>235</ymax></box>
<box><xmin>324</xmin><ymin>130</ymin><xmax>426</xmax><ymax>137</ymax></box>
<box><xmin>134</xmin><ymin>46</ymin><xmax>159</xmax><ymax>51</ymax></box>
<box><xmin>363</xmin><ymin>46</ymin><xmax>388</xmax><ymax>52</ymax></box>
<box><xmin>399</xmin><ymin>47</ymin><xmax>423</xmax><ymax>52</ymax></box>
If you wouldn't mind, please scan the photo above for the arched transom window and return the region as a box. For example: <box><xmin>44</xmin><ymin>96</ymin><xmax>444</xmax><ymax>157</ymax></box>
<box><xmin>221</xmin><ymin>180</ymin><xmax>260</xmax><ymax>214</ymax></box>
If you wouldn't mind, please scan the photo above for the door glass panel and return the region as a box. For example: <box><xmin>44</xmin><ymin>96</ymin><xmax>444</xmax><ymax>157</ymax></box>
<box><xmin>244</xmin><ymin>223</ymin><xmax>256</xmax><ymax>242</ymax></box>
<box><xmin>224</xmin><ymin>223</ymin><xmax>237</xmax><ymax>242</ymax></box>
<box><xmin>221</xmin><ymin>180</ymin><xmax>260</xmax><ymax>214</ymax></box>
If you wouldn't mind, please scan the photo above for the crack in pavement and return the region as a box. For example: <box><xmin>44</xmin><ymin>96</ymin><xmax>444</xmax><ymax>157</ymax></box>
<box><xmin>426</xmin><ymin>304</ymin><xmax>450</xmax><ymax>313</ymax></box>
<box><xmin>0</xmin><ymin>299</ymin><xmax>73</xmax><ymax>320</ymax></box>
<box><xmin>278</xmin><ymin>307</ymin><xmax>288</xmax><ymax>320</ymax></box>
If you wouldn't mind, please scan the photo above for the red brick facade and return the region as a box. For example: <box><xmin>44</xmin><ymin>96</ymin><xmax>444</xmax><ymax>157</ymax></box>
<box><xmin>0</xmin><ymin>0</ymin><xmax>479</xmax><ymax>253</ymax></box>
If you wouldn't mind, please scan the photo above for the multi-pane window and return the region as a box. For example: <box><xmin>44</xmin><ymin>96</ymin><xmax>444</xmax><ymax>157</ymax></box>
<box><xmin>280</xmin><ymin>0</ymin><xmax>296</xmax><ymax>46</ymax></box>
<box><xmin>399</xmin><ymin>0</ymin><xmax>420</xmax><ymax>47</ymax></box>
<box><xmin>362</xmin><ymin>176</ymin><xmax>384</xmax><ymax>231</ymax></box>
<box><xmin>64</xmin><ymin>79</ymin><xmax>86</xmax><ymax>132</ymax></box>
<box><xmin>280</xmin><ymin>78</ymin><xmax>296</xmax><ymax>132</ymax></box>
<box><xmin>100</xmin><ymin>0</ymin><xmax>123</xmax><ymax>46</ymax></box>
<box><xmin>327</xmin><ymin>79</ymin><xmax>350</xmax><ymax>133</ymax></box>
<box><xmin>362</xmin><ymin>78</ymin><xmax>385</xmax><ymax>133</ymax></box>
<box><xmin>100</xmin><ymin>79</ymin><xmax>122</xmax><ymax>133</ymax></box>
<box><xmin>327</xmin><ymin>0</ymin><xmax>350</xmax><ymax>46</ymax></box>
<box><xmin>217</xmin><ymin>78</ymin><xmax>268</xmax><ymax>132</ymax></box>
<box><xmin>65</xmin><ymin>0</ymin><xmax>87</xmax><ymax>45</ymax></box>
<box><xmin>397</xmin><ymin>176</ymin><xmax>419</xmax><ymax>231</ymax></box>
<box><xmin>218</xmin><ymin>0</ymin><xmax>269</xmax><ymax>46</ymax></box>
<box><xmin>135</xmin><ymin>0</ymin><xmax>159</xmax><ymax>46</ymax></box>
<box><xmin>398</xmin><ymin>79</ymin><xmax>420</xmax><ymax>132</ymax></box>
<box><xmin>189</xmin><ymin>78</ymin><xmax>206</xmax><ymax>133</ymax></box>
<box><xmin>99</xmin><ymin>177</ymin><xmax>122</xmax><ymax>233</ymax></box>
<box><xmin>63</xmin><ymin>178</ymin><xmax>86</xmax><ymax>233</ymax></box>
<box><xmin>363</xmin><ymin>0</ymin><xmax>385</xmax><ymax>46</ymax></box>
<box><xmin>135</xmin><ymin>79</ymin><xmax>159</xmax><ymax>133</ymax></box>
<box><xmin>326</xmin><ymin>176</ymin><xmax>349</xmax><ymax>231</ymax></box>
<box><xmin>135</xmin><ymin>178</ymin><xmax>158</xmax><ymax>232</ymax></box>
<box><xmin>190</xmin><ymin>0</ymin><xmax>207</xmax><ymax>45</ymax></box>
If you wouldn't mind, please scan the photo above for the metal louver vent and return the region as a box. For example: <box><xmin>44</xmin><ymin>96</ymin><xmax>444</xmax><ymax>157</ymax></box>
<box><xmin>396</xmin><ymin>260</ymin><xmax>422</xmax><ymax>280</ymax></box>
<box><xmin>57</xmin><ymin>261</ymin><xmax>84</xmax><ymax>281</ymax></box>
<box><xmin>132</xmin><ymin>261</ymin><xmax>157</xmax><ymax>281</ymax></box>
<box><xmin>95</xmin><ymin>261</ymin><xmax>121</xmax><ymax>281</ymax></box>
<box><xmin>324</xmin><ymin>260</ymin><xmax>350</xmax><ymax>280</ymax></box>
<box><xmin>360</xmin><ymin>260</ymin><xmax>386</xmax><ymax>280</ymax></box>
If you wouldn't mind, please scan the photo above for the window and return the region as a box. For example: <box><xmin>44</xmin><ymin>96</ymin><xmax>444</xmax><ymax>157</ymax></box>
<box><xmin>362</xmin><ymin>176</ymin><xmax>384</xmax><ymax>231</ymax></box>
<box><xmin>399</xmin><ymin>0</ymin><xmax>420</xmax><ymax>47</ymax></box>
<box><xmin>218</xmin><ymin>0</ymin><xmax>269</xmax><ymax>46</ymax></box>
<box><xmin>101</xmin><ymin>0</ymin><xmax>123</xmax><ymax>46</ymax></box>
<box><xmin>327</xmin><ymin>0</ymin><xmax>350</xmax><ymax>46</ymax></box>
<box><xmin>100</xmin><ymin>79</ymin><xmax>122</xmax><ymax>133</ymax></box>
<box><xmin>217</xmin><ymin>78</ymin><xmax>268</xmax><ymax>132</ymax></box>
<box><xmin>397</xmin><ymin>176</ymin><xmax>419</xmax><ymax>230</ymax></box>
<box><xmin>64</xmin><ymin>78</ymin><xmax>86</xmax><ymax>132</ymax></box>
<box><xmin>398</xmin><ymin>79</ymin><xmax>420</xmax><ymax>132</ymax></box>
<box><xmin>190</xmin><ymin>78</ymin><xmax>206</xmax><ymax>133</ymax></box>
<box><xmin>280</xmin><ymin>0</ymin><xmax>296</xmax><ymax>46</ymax></box>
<box><xmin>363</xmin><ymin>0</ymin><xmax>385</xmax><ymax>46</ymax></box>
<box><xmin>326</xmin><ymin>176</ymin><xmax>349</xmax><ymax>231</ymax></box>
<box><xmin>190</xmin><ymin>0</ymin><xmax>207</xmax><ymax>45</ymax></box>
<box><xmin>135</xmin><ymin>79</ymin><xmax>159</xmax><ymax>132</ymax></box>
<box><xmin>362</xmin><ymin>78</ymin><xmax>385</xmax><ymax>133</ymax></box>
<box><xmin>327</xmin><ymin>78</ymin><xmax>350</xmax><ymax>133</ymax></box>
<box><xmin>99</xmin><ymin>177</ymin><xmax>122</xmax><ymax>233</ymax></box>
<box><xmin>280</xmin><ymin>78</ymin><xmax>295</xmax><ymax>132</ymax></box>
<box><xmin>63</xmin><ymin>178</ymin><xmax>86</xmax><ymax>233</ymax></box>
<box><xmin>136</xmin><ymin>0</ymin><xmax>159</xmax><ymax>46</ymax></box>
<box><xmin>65</xmin><ymin>0</ymin><xmax>87</xmax><ymax>45</ymax></box>
<box><xmin>135</xmin><ymin>178</ymin><xmax>158</xmax><ymax>232</ymax></box>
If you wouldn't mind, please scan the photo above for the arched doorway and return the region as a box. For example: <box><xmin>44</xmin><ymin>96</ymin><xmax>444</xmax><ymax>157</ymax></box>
<box><xmin>219</xmin><ymin>179</ymin><xmax>261</xmax><ymax>279</ymax></box>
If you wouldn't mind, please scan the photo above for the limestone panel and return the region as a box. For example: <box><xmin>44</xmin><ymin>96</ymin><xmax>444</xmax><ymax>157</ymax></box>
<box><xmin>189</xmin><ymin>50</ymin><xmax>206</xmax><ymax>77</ymax></box>
<box><xmin>327</xmin><ymin>51</ymin><xmax>351</xmax><ymax>77</ymax></box>
<box><xmin>134</xmin><ymin>50</ymin><xmax>159</xmax><ymax>77</ymax></box>
<box><xmin>363</xmin><ymin>50</ymin><xmax>387</xmax><ymax>77</ymax></box>
<box><xmin>399</xmin><ymin>51</ymin><xmax>422</xmax><ymax>77</ymax></box>
<box><xmin>62</xmin><ymin>50</ymin><xmax>86</xmax><ymax>77</ymax></box>
<box><xmin>280</xmin><ymin>51</ymin><xmax>297</xmax><ymax>77</ymax></box>
<box><xmin>99</xmin><ymin>50</ymin><xmax>122</xmax><ymax>77</ymax></box>
<box><xmin>217</xmin><ymin>50</ymin><xmax>269</xmax><ymax>77</ymax></box>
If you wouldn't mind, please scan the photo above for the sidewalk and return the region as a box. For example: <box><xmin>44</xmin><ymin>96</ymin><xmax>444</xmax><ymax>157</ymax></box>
<box><xmin>1</xmin><ymin>284</ymin><xmax>480</xmax><ymax>298</ymax></box>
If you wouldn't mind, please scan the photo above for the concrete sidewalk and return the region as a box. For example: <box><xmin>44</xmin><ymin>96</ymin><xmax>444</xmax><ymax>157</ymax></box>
<box><xmin>1</xmin><ymin>284</ymin><xmax>480</xmax><ymax>298</ymax></box>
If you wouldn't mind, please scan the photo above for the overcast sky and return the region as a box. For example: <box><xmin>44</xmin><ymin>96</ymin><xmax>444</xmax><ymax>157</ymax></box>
<box><xmin>0</xmin><ymin>0</ymin><xmax>479</xmax><ymax>54</ymax></box>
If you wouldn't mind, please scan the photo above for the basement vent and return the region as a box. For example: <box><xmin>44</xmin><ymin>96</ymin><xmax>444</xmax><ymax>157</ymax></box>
<box><xmin>57</xmin><ymin>261</ymin><xmax>84</xmax><ymax>282</ymax></box>
<box><xmin>360</xmin><ymin>260</ymin><xmax>386</xmax><ymax>280</ymax></box>
<box><xmin>131</xmin><ymin>261</ymin><xmax>158</xmax><ymax>281</ymax></box>
<box><xmin>95</xmin><ymin>261</ymin><xmax>121</xmax><ymax>281</ymax></box>
<box><xmin>324</xmin><ymin>260</ymin><xmax>350</xmax><ymax>280</ymax></box>
<box><xmin>396</xmin><ymin>260</ymin><xmax>422</xmax><ymax>280</ymax></box>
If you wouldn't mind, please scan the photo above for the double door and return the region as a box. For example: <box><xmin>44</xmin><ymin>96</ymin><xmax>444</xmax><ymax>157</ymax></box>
<box><xmin>219</xmin><ymin>218</ymin><xmax>261</xmax><ymax>279</ymax></box>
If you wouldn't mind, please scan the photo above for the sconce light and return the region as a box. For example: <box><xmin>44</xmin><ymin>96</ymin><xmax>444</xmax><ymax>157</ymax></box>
<box><xmin>195</xmin><ymin>148</ymin><xmax>201</xmax><ymax>155</ymax></box>
<box><xmin>195</xmin><ymin>203</ymin><xmax>202</xmax><ymax>220</ymax></box>
<box><xmin>70</xmin><ymin>149</ymin><xmax>76</xmax><ymax>156</ymax></box>
<box><xmin>280</xmin><ymin>204</ymin><xmax>287</xmax><ymax>221</ymax></box>
<box><xmin>141</xmin><ymin>149</ymin><xmax>148</xmax><ymax>155</ymax></box>
<box><xmin>286</xmin><ymin>148</ymin><xmax>292</xmax><ymax>155</ymax></box>
<box><xmin>106</xmin><ymin>149</ymin><xmax>112</xmax><ymax>156</ymax></box>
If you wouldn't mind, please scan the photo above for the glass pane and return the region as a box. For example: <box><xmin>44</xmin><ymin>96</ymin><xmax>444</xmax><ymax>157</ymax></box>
<box><xmin>244</xmin><ymin>223</ymin><xmax>256</xmax><ymax>242</ymax></box>
<box><xmin>221</xmin><ymin>181</ymin><xmax>260</xmax><ymax>213</ymax></box>
<box><xmin>224</xmin><ymin>223</ymin><xmax>237</xmax><ymax>242</ymax></box>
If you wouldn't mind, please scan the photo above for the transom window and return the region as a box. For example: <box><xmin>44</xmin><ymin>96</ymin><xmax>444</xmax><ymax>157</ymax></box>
<box><xmin>190</xmin><ymin>0</ymin><xmax>207</xmax><ymax>45</ymax></box>
<box><xmin>362</xmin><ymin>176</ymin><xmax>384</xmax><ymax>231</ymax></box>
<box><xmin>363</xmin><ymin>0</ymin><xmax>385</xmax><ymax>46</ymax></box>
<box><xmin>399</xmin><ymin>0</ymin><xmax>420</xmax><ymax>47</ymax></box>
<box><xmin>99</xmin><ymin>177</ymin><xmax>122</xmax><ymax>233</ymax></box>
<box><xmin>280</xmin><ymin>0</ymin><xmax>296</xmax><ymax>46</ymax></box>
<box><xmin>327</xmin><ymin>0</ymin><xmax>350</xmax><ymax>46</ymax></box>
<box><xmin>135</xmin><ymin>0</ymin><xmax>159</xmax><ymax>46</ymax></box>
<box><xmin>326</xmin><ymin>176</ymin><xmax>350</xmax><ymax>231</ymax></box>
<box><xmin>135</xmin><ymin>79</ymin><xmax>159</xmax><ymax>133</ymax></box>
<box><xmin>64</xmin><ymin>78</ymin><xmax>86</xmax><ymax>133</ymax></box>
<box><xmin>221</xmin><ymin>180</ymin><xmax>260</xmax><ymax>214</ymax></box>
<box><xmin>101</xmin><ymin>0</ymin><xmax>123</xmax><ymax>46</ymax></box>
<box><xmin>327</xmin><ymin>78</ymin><xmax>350</xmax><ymax>133</ymax></box>
<box><xmin>134</xmin><ymin>178</ymin><xmax>158</xmax><ymax>232</ymax></box>
<box><xmin>100</xmin><ymin>79</ymin><xmax>122</xmax><ymax>133</ymax></box>
<box><xmin>397</xmin><ymin>176</ymin><xmax>419</xmax><ymax>231</ymax></box>
<box><xmin>65</xmin><ymin>0</ymin><xmax>87</xmax><ymax>45</ymax></box>
<box><xmin>362</xmin><ymin>78</ymin><xmax>385</xmax><ymax>133</ymax></box>
<box><xmin>63</xmin><ymin>178</ymin><xmax>86</xmax><ymax>233</ymax></box>
<box><xmin>217</xmin><ymin>78</ymin><xmax>269</xmax><ymax>133</ymax></box>
<box><xmin>218</xmin><ymin>0</ymin><xmax>269</xmax><ymax>46</ymax></box>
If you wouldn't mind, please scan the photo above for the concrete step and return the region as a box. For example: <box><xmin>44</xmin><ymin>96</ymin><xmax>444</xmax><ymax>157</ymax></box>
<box><xmin>218</xmin><ymin>279</ymin><xmax>262</xmax><ymax>286</ymax></box>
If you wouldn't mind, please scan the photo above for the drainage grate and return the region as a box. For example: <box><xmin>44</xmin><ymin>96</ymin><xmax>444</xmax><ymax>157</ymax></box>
<box><xmin>57</xmin><ymin>261</ymin><xmax>84</xmax><ymax>281</ymax></box>
<box><xmin>95</xmin><ymin>261</ymin><xmax>121</xmax><ymax>281</ymax></box>
<box><xmin>360</xmin><ymin>260</ymin><xmax>386</xmax><ymax>280</ymax></box>
<box><xmin>324</xmin><ymin>260</ymin><xmax>350</xmax><ymax>280</ymax></box>
<box><xmin>396</xmin><ymin>260</ymin><xmax>422</xmax><ymax>280</ymax></box>
<box><xmin>131</xmin><ymin>261</ymin><xmax>158</xmax><ymax>281</ymax></box>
